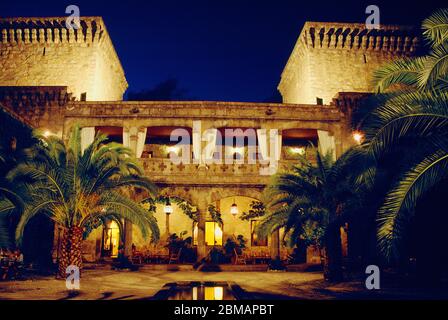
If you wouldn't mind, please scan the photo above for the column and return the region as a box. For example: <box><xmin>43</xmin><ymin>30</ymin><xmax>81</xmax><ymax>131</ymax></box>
<box><xmin>270</xmin><ymin>229</ymin><xmax>280</xmax><ymax>260</ymax></box>
<box><xmin>123</xmin><ymin>127</ymin><xmax>139</xmax><ymax>257</ymax></box>
<box><xmin>196</xmin><ymin>198</ymin><xmax>207</xmax><ymax>261</ymax></box>
<box><xmin>165</xmin><ymin>213</ymin><xmax>170</xmax><ymax>236</ymax></box>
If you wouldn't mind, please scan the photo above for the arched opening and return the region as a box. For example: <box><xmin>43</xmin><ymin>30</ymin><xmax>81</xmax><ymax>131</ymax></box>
<box><xmin>141</xmin><ymin>126</ymin><xmax>192</xmax><ymax>159</ymax></box>
<box><xmin>101</xmin><ymin>220</ymin><xmax>121</xmax><ymax>258</ymax></box>
<box><xmin>216</xmin><ymin>127</ymin><xmax>259</xmax><ymax>163</ymax></box>
<box><xmin>95</xmin><ymin>126</ymin><xmax>123</xmax><ymax>144</ymax></box>
<box><xmin>282</xmin><ymin>128</ymin><xmax>318</xmax><ymax>161</ymax></box>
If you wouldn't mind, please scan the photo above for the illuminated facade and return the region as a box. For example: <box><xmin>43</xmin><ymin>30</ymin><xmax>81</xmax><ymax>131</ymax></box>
<box><xmin>0</xmin><ymin>17</ymin><xmax>418</xmax><ymax>263</ymax></box>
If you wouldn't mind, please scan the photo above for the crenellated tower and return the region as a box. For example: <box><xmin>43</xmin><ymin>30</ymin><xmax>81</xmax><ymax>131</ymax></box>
<box><xmin>278</xmin><ymin>22</ymin><xmax>420</xmax><ymax>105</ymax></box>
<box><xmin>0</xmin><ymin>17</ymin><xmax>128</xmax><ymax>101</ymax></box>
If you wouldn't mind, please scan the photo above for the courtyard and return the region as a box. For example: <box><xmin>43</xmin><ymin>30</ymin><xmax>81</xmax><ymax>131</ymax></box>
<box><xmin>1</xmin><ymin>268</ymin><xmax>447</xmax><ymax>300</ymax></box>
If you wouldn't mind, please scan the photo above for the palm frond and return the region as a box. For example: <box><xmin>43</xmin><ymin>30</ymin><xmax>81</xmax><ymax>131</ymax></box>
<box><xmin>372</xmin><ymin>57</ymin><xmax>426</xmax><ymax>92</ymax></box>
<box><xmin>422</xmin><ymin>8</ymin><xmax>448</xmax><ymax>47</ymax></box>
<box><xmin>418</xmin><ymin>42</ymin><xmax>448</xmax><ymax>89</ymax></box>
<box><xmin>377</xmin><ymin>148</ymin><xmax>448</xmax><ymax>259</ymax></box>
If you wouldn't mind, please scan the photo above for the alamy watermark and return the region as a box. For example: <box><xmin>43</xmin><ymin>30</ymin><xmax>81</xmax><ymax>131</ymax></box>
<box><xmin>365</xmin><ymin>5</ymin><xmax>380</xmax><ymax>29</ymax></box>
<box><xmin>167</xmin><ymin>120</ymin><xmax>281</xmax><ymax>176</ymax></box>
<box><xmin>365</xmin><ymin>265</ymin><xmax>380</xmax><ymax>290</ymax></box>
<box><xmin>65</xmin><ymin>5</ymin><xmax>81</xmax><ymax>30</ymax></box>
<box><xmin>66</xmin><ymin>265</ymin><xmax>80</xmax><ymax>290</ymax></box>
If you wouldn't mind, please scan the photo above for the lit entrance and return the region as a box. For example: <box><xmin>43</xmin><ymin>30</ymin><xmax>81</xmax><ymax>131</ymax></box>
<box><xmin>102</xmin><ymin>220</ymin><xmax>120</xmax><ymax>258</ymax></box>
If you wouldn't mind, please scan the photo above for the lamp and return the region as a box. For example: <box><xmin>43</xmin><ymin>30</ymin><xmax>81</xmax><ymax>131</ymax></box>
<box><xmin>352</xmin><ymin>131</ymin><xmax>364</xmax><ymax>144</ymax></box>
<box><xmin>230</xmin><ymin>198</ymin><xmax>238</xmax><ymax>216</ymax></box>
<box><xmin>164</xmin><ymin>198</ymin><xmax>173</xmax><ymax>214</ymax></box>
<box><xmin>290</xmin><ymin>147</ymin><xmax>305</xmax><ymax>155</ymax></box>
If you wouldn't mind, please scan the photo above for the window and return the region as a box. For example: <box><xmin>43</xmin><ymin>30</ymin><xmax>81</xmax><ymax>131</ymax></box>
<box><xmin>192</xmin><ymin>222</ymin><xmax>223</xmax><ymax>246</ymax></box>
<box><xmin>316</xmin><ymin>97</ymin><xmax>323</xmax><ymax>105</ymax></box>
<box><xmin>251</xmin><ymin>220</ymin><xmax>268</xmax><ymax>246</ymax></box>
<box><xmin>206</xmin><ymin>222</ymin><xmax>223</xmax><ymax>246</ymax></box>
<box><xmin>80</xmin><ymin>92</ymin><xmax>87</xmax><ymax>101</ymax></box>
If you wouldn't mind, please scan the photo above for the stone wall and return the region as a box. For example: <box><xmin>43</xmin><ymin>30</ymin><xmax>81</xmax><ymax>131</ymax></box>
<box><xmin>0</xmin><ymin>17</ymin><xmax>127</xmax><ymax>101</ymax></box>
<box><xmin>278</xmin><ymin>22</ymin><xmax>419</xmax><ymax>105</ymax></box>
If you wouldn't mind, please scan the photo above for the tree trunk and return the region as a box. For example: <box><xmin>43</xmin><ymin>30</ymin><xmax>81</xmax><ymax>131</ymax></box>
<box><xmin>323</xmin><ymin>223</ymin><xmax>343</xmax><ymax>282</ymax></box>
<box><xmin>57</xmin><ymin>226</ymin><xmax>83</xmax><ymax>279</ymax></box>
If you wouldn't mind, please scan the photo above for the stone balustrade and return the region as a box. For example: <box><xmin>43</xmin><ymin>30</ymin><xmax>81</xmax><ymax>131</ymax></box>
<box><xmin>138</xmin><ymin>158</ymin><xmax>306</xmax><ymax>186</ymax></box>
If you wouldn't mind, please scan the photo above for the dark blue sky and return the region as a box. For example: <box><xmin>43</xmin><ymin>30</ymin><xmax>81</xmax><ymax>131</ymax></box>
<box><xmin>1</xmin><ymin>0</ymin><xmax>445</xmax><ymax>102</ymax></box>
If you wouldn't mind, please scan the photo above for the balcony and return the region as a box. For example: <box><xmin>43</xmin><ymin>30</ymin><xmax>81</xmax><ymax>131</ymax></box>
<box><xmin>138</xmin><ymin>157</ymin><xmax>312</xmax><ymax>186</ymax></box>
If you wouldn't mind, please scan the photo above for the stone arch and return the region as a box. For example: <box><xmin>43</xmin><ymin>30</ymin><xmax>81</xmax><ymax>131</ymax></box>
<box><xmin>157</xmin><ymin>186</ymin><xmax>196</xmax><ymax>205</ymax></box>
<box><xmin>209</xmin><ymin>187</ymin><xmax>263</xmax><ymax>203</ymax></box>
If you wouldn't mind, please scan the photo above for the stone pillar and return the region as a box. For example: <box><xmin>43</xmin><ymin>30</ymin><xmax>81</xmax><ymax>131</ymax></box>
<box><xmin>196</xmin><ymin>199</ymin><xmax>207</xmax><ymax>261</ymax></box>
<box><xmin>165</xmin><ymin>213</ymin><xmax>170</xmax><ymax>236</ymax></box>
<box><xmin>124</xmin><ymin>221</ymin><xmax>133</xmax><ymax>257</ymax></box>
<box><xmin>270</xmin><ymin>229</ymin><xmax>280</xmax><ymax>260</ymax></box>
<box><xmin>123</xmin><ymin>127</ymin><xmax>139</xmax><ymax>257</ymax></box>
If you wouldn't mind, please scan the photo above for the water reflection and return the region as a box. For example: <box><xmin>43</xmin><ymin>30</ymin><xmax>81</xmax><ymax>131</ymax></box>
<box><xmin>167</xmin><ymin>284</ymin><xmax>235</xmax><ymax>300</ymax></box>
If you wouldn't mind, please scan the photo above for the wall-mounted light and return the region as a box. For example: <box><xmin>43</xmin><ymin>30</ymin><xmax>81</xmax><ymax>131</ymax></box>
<box><xmin>290</xmin><ymin>147</ymin><xmax>305</xmax><ymax>155</ymax></box>
<box><xmin>167</xmin><ymin>146</ymin><xmax>180</xmax><ymax>154</ymax></box>
<box><xmin>230</xmin><ymin>198</ymin><xmax>238</xmax><ymax>216</ymax></box>
<box><xmin>164</xmin><ymin>199</ymin><xmax>173</xmax><ymax>214</ymax></box>
<box><xmin>352</xmin><ymin>131</ymin><xmax>364</xmax><ymax>144</ymax></box>
<box><xmin>230</xmin><ymin>146</ymin><xmax>243</xmax><ymax>154</ymax></box>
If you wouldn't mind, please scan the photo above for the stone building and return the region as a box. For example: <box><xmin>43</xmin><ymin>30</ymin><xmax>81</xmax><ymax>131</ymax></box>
<box><xmin>278</xmin><ymin>22</ymin><xmax>419</xmax><ymax>105</ymax></box>
<box><xmin>0</xmin><ymin>17</ymin><xmax>418</xmax><ymax>264</ymax></box>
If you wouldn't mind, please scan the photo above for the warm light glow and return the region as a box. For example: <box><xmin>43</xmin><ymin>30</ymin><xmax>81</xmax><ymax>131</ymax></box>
<box><xmin>164</xmin><ymin>199</ymin><xmax>173</xmax><ymax>214</ymax></box>
<box><xmin>214</xmin><ymin>225</ymin><xmax>223</xmax><ymax>241</ymax></box>
<box><xmin>104</xmin><ymin>220</ymin><xmax>120</xmax><ymax>257</ymax></box>
<box><xmin>290</xmin><ymin>147</ymin><xmax>305</xmax><ymax>155</ymax></box>
<box><xmin>230</xmin><ymin>203</ymin><xmax>239</xmax><ymax>216</ymax></box>
<box><xmin>205</xmin><ymin>222</ymin><xmax>223</xmax><ymax>246</ymax></box>
<box><xmin>167</xmin><ymin>146</ymin><xmax>179</xmax><ymax>154</ymax></box>
<box><xmin>164</xmin><ymin>204</ymin><xmax>173</xmax><ymax>214</ymax></box>
<box><xmin>43</xmin><ymin>130</ymin><xmax>51</xmax><ymax>137</ymax></box>
<box><xmin>353</xmin><ymin>131</ymin><xmax>364</xmax><ymax>144</ymax></box>
<box><xmin>204</xmin><ymin>287</ymin><xmax>214</xmax><ymax>300</ymax></box>
<box><xmin>214</xmin><ymin>287</ymin><xmax>224</xmax><ymax>300</ymax></box>
<box><xmin>204</xmin><ymin>286</ymin><xmax>224</xmax><ymax>300</ymax></box>
<box><xmin>230</xmin><ymin>146</ymin><xmax>243</xmax><ymax>154</ymax></box>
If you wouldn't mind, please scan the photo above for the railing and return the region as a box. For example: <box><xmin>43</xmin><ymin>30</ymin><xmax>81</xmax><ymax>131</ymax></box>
<box><xmin>138</xmin><ymin>158</ymin><xmax>309</xmax><ymax>186</ymax></box>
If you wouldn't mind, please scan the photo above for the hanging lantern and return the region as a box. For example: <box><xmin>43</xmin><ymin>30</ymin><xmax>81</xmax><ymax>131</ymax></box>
<box><xmin>164</xmin><ymin>198</ymin><xmax>173</xmax><ymax>214</ymax></box>
<box><xmin>230</xmin><ymin>198</ymin><xmax>238</xmax><ymax>216</ymax></box>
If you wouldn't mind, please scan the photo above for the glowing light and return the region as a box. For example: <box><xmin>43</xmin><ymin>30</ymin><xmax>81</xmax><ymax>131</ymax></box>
<box><xmin>214</xmin><ymin>225</ymin><xmax>223</xmax><ymax>240</ymax></box>
<box><xmin>214</xmin><ymin>287</ymin><xmax>224</xmax><ymax>300</ymax></box>
<box><xmin>164</xmin><ymin>199</ymin><xmax>173</xmax><ymax>214</ymax></box>
<box><xmin>43</xmin><ymin>130</ymin><xmax>51</xmax><ymax>137</ymax></box>
<box><xmin>230</xmin><ymin>146</ymin><xmax>243</xmax><ymax>154</ymax></box>
<box><xmin>167</xmin><ymin>146</ymin><xmax>179</xmax><ymax>154</ymax></box>
<box><xmin>230</xmin><ymin>202</ymin><xmax>238</xmax><ymax>216</ymax></box>
<box><xmin>290</xmin><ymin>147</ymin><xmax>305</xmax><ymax>155</ymax></box>
<box><xmin>353</xmin><ymin>131</ymin><xmax>364</xmax><ymax>144</ymax></box>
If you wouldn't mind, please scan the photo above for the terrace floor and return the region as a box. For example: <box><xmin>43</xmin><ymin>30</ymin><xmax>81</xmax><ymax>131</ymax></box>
<box><xmin>0</xmin><ymin>268</ymin><xmax>447</xmax><ymax>300</ymax></box>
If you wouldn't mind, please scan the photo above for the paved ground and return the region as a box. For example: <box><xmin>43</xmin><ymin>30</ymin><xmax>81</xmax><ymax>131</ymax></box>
<box><xmin>0</xmin><ymin>268</ymin><xmax>447</xmax><ymax>300</ymax></box>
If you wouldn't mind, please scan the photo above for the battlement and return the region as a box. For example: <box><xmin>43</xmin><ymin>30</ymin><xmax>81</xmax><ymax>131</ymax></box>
<box><xmin>0</xmin><ymin>16</ymin><xmax>107</xmax><ymax>45</ymax></box>
<box><xmin>0</xmin><ymin>17</ymin><xmax>128</xmax><ymax>101</ymax></box>
<box><xmin>278</xmin><ymin>21</ymin><xmax>420</xmax><ymax>105</ymax></box>
<box><xmin>300</xmin><ymin>21</ymin><xmax>419</xmax><ymax>51</ymax></box>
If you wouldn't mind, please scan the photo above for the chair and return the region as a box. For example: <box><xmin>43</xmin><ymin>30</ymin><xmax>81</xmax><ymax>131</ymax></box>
<box><xmin>234</xmin><ymin>248</ymin><xmax>246</xmax><ymax>265</ymax></box>
<box><xmin>168</xmin><ymin>248</ymin><xmax>182</xmax><ymax>264</ymax></box>
<box><xmin>131</xmin><ymin>251</ymin><xmax>144</xmax><ymax>264</ymax></box>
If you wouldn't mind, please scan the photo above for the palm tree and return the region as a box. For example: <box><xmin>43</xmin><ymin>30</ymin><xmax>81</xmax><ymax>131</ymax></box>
<box><xmin>359</xmin><ymin>8</ymin><xmax>448</xmax><ymax>260</ymax></box>
<box><xmin>258</xmin><ymin>149</ymin><xmax>367</xmax><ymax>281</ymax></box>
<box><xmin>7</xmin><ymin>126</ymin><xmax>159</xmax><ymax>278</ymax></box>
<box><xmin>0</xmin><ymin>146</ymin><xmax>25</xmax><ymax>248</ymax></box>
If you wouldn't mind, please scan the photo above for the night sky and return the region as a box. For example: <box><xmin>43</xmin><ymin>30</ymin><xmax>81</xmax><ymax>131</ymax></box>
<box><xmin>1</xmin><ymin>0</ymin><xmax>445</xmax><ymax>102</ymax></box>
